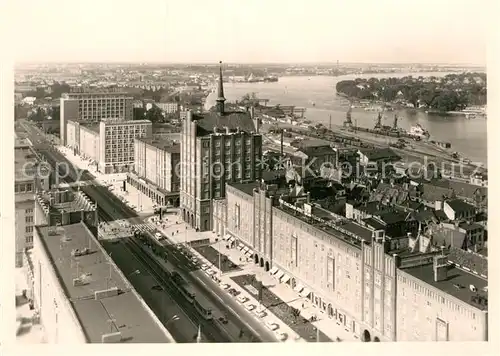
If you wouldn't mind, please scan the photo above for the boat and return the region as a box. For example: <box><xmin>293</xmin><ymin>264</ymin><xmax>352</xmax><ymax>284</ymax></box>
<box><xmin>263</xmin><ymin>76</ymin><xmax>278</xmax><ymax>82</ymax></box>
<box><xmin>408</xmin><ymin>123</ymin><xmax>430</xmax><ymax>139</ymax></box>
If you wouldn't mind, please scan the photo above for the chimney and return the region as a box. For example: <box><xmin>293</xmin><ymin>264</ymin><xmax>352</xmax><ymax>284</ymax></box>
<box><xmin>433</xmin><ymin>254</ymin><xmax>448</xmax><ymax>282</ymax></box>
<box><xmin>393</xmin><ymin>253</ymin><xmax>401</xmax><ymax>268</ymax></box>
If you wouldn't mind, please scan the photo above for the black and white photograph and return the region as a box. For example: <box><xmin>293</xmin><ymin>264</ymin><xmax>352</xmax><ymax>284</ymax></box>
<box><xmin>1</xmin><ymin>0</ymin><xmax>497</xmax><ymax>351</ymax></box>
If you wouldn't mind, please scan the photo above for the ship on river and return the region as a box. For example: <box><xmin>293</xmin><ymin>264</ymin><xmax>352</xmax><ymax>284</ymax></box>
<box><xmin>342</xmin><ymin>109</ymin><xmax>432</xmax><ymax>142</ymax></box>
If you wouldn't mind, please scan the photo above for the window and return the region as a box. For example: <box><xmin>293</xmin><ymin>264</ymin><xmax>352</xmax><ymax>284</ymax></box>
<box><xmin>25</xmin><ymin>216</ymin><xmax>33</xmax><ymax>223</ymax></box>
<box><xmin>26</xmin><ymin>209</ymin><xmax>33</xmax><ymax>215</ymax></box>
<box><xmin>26</xmin><ymin>236</ymin><xmax>33</xmax><ymax>244</ymax></box>
<box><xmin>25</xmin><ymin>226</ymin><xmax>33</xmax><ymax>233</ymax></box>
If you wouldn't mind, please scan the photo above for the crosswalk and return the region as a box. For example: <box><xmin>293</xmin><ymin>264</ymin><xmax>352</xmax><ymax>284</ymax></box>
<box><xmin>132</xmin><ymin>222</ymin><xmax>157</xmax><ymax>235</ymax></box>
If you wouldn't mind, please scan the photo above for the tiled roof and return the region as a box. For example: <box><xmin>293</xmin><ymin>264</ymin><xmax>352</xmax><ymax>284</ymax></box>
<box><xmin>413</xmin><ymin>209</ymin><xmax>438</xmax><ymax>223</ymax></box>
<box><xmin>370</xmin><ymin>182</ymin><xmax>409</xmax><ymax>205</ymax></box>
<box><xmin>448</xmin><ymin>180</ymin><xmax>487</xmax><ymax>203</ymax></box>
<box><xmin>378</xmin><ymin>210</ymin><xmax>409</xmax><ymax>225</ymax></box>
<box><xmin>448</xmin><ymin>246</ymin><xmax>488</xmax><ymax>278</ymax></box>
<box><xmin>446</xmin><ymin>199</ymin><xmax>475</xmax><ymax>213</ymax></box>
<box><xmin>458</xmin><ymin>222</ymin><xmax>484</xmax><ymax>231</ymax></box>
<box><xmin>193</xmin><ymin>111</ymin><xmax>256</xmax><ymax>136</ymax></box>
<box><xmin>362</xmin><ymin>217</ymin><xmax>386</xmax><ymax>230</ymax></box>
<box><xmin>420</xmin><ymin>183</ymin><xmax>453</xmax><ymax>202</ymax></box>
<box><xmin>359</xmin><ymin>148</ymin><xmax>401</xmax><ymax>161</ymax></box>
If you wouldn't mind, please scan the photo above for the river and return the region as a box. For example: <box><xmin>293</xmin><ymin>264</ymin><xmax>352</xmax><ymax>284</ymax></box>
<box><xmin>205</xmin><ymin>72</ymin><xmax>487</xmax><ymax>166</ymax></box>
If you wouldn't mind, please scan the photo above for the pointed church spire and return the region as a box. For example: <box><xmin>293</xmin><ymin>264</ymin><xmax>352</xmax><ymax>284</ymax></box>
<box><xmin>216</xmin><ymin>61</ymin><xmax>226</xmax><ymax>114</ymax></box>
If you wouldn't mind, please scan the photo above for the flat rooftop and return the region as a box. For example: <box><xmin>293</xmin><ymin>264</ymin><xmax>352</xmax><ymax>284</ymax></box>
<box><xmin>403</xmin><ymin>263</ymin><xmax>488</xmax><ymax>310</ymax></box>
<box><xmin>139</xmin><ymin>137</ymin><xmax>180</xmax><ymax>153</ymax></box>
<box><xmin>36</xmin><ymin>222</ymin><xmax>171</xmax><ymax>343</ymax></box>
<box><xmin>15</xmin><ymin>145</ymin><xmax>39</xmax><ymax>181</ymax></box>
<box><xmin>228</xmin><ymin>181</ymin><xmax>260</xmax><ymax>196</ymax></box>
<box><xmin>275</xmin><ymin>203</ymin><xmax>368</xmax><ymax>249</ymax></box>
<box><xmin>80</xmin><ymin>123</ymin><xmax>101</xmax><ymax>134</ymax></box>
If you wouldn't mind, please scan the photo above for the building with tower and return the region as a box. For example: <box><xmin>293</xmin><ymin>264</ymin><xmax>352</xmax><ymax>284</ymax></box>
<box><xmin>179</xmin><ymin>62</ymin><xmax>263</xmax><ymax>232</ymax></box>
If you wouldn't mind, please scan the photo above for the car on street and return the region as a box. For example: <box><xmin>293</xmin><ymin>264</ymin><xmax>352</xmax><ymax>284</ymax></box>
<box><xmin>265</xmin><ymin>321</ymin><xmax>279</xmax><ymax>331</ymax></box>
<box><xmin>228</xmin><ymin>288</ymin><xmax>240</xmax><ymax>296</ymax></box>
<box><xmin>245</xmin><ymin>304</ymin><xmax>256</xmax><ymax>311</ymax></box>
<box><xmin>220</xmin><ymin>283</ymin><xmax>230</xmax><ymax>290</ymax></box>
<box><xmin>276</xmin><ymin>332</ymin><xmax>288</xmax><ymax>341</ymax></box>
<box><xmin>218</xmin><ymin>316</ymin><xmax>228</xmax><ymax>324</ymax></box>
<box><xmin>254</xmin><ymin>309</ymin><xmax>267</xmax><ymax>318</ymax></box>
<box><xmin>201</xmin><ymin>264</ymin><xmax>209</xmax><ymax>271</ymax></box>
<box><xmin>155</xmin><ymin>232</ymin><xmax>165</xmax><ymax>241</ymax></box>
<box><xmin>237</xmin><ymin>295</ymin><xmax>248</xmax><ymax>304</ymax></box>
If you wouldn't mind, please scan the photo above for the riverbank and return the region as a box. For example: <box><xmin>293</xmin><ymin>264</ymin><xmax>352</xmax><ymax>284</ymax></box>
<box><xmin>205</xmin><ymin>73</ymin><xmax>486</xmax><ymax>165</ymax></box>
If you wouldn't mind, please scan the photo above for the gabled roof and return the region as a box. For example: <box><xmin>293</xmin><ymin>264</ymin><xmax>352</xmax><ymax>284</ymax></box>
<box><xmin>420</xmin><ymin>183</ymin><xmax>453</xmax><ymax>202</ymax></box>
<box><xmin>378</xmin><ymin>210</ymin><xmax>410</xmax><ymax>225</ymax></box>
<box><xmin>370</xmin><ymin>182</ymin><xmax>409</xmax><ymax>205</ymax></box>
<box><xmin>358</xmin><ymin>148</ymin><xmax>401</xmax><ymax>162</ymax></box>
<box><xmin>363</xmin><ymin>217</ymin><xmax>386</xmax><ymax>230</ymax></box>
<box><xmin>446</xmin><ymin>199</ymin><xmax>475</xmax><ymax>213</ymax></box>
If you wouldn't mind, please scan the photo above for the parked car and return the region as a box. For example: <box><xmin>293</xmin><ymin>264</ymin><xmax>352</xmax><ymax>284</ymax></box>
<box><xmin>276</xmin><ymin>332</ymin><xmax>288</xmax><ymax>341</ymax></box>
<box><xmin>237</xmin><ymin>296</ymin><xmax>248</xmax><ymax>304</ymax></box>
<box><xmin>255</xmin><ymin>309</ymin><xmax>267</xmax><ymax>318</ymax></box>
<box><xmin>220</xmin><ymin>283</ymin><xmax>230</xmax><ymax>290</ymax></box>
<box><xmin>265</xmin><ymin>321</ymin><xmax>279</xmax><ymax>331</ymax></box>
<box><xmin>245</xmin><ymin>304</ymin><xmax>256</xmax><ymax>311</ymax></box>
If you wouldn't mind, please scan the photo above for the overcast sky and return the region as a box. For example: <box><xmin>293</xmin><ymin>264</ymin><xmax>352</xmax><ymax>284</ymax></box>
<box><xmin>10</xmin><ymin>0</ymin><xmax>490</xmax><ymax>65</ymax></box>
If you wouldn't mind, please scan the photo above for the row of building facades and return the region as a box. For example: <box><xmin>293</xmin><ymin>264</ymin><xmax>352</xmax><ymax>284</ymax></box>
<box><xmin>14</xmin><ymin>63</ymin><xmax>488</xmax><ymax>342</ymax></box>
<box><xmin>176</xmin><ymin>63</ymin><xmax>488</xmax><ymax>342</ymax></box>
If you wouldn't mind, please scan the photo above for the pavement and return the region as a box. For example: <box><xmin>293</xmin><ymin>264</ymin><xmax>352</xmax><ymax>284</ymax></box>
<box><xmin>147</xmin><ymin>213</ymin><xmax>358</xmax><ymax>342</ymax></box>
<box><xmin>57</xmin><ymin>145</ymin><xmax>157</xmax><ymax>215</ymax></box>
<box><xmin>25</xmin><ymin>128</ymin><xmax>273</xmax><ymax>342</ymax></box>
<box><xmin>25</xmin><ymin>122</ymin><xmax>354</xmax><ymax>342</ymax></box>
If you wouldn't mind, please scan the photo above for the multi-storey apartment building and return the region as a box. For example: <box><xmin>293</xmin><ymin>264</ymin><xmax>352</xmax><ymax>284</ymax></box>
<box><xmin>180</xmin><ymin>62</ymin><xmax>262</xmax><ymax>231</ymax></box>
<box><xmin>127</xmin><ymin>137</ymin><xmax>181</xmax><ymax>206</ymax></box>
<box><xmin>225</xmin><ymin>181</ymin><xmax>488</xmax><ymax>342</ymax></box>
<box><xmin>156</xmin><ymin>102</ymin><xmax>179</xmax><ymax>114</ymax></box>
<box><xmin>14</xmin><ymin>135</ymin><xmax>50</xmax><ymax>266</ymax></box>
<box><xmin>66</xmin><ymin>119</ymin><xmax>152</xmax><ymax>174</ymax></box>
<box><xmin>99</xmin><ymin>119</ymin><xmax>152</xmax><ymax>173</ymax></box>
<box><xmin>60</xmin><ymin>92</ymin><xmax>133</xmax><ymax>145</ymax></box>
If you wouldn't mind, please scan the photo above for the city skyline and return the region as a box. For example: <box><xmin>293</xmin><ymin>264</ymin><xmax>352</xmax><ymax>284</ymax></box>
<box><xmin>10</xmin><ymin>0</ymin><xmax>489</xmax><ymax>65</ymax></box>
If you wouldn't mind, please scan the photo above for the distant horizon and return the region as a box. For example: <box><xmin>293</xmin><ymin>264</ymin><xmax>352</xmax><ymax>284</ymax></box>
<box><xmin>15</xmin><ymin>61</ymin><xmax>486</xmax><ymax>68</ymax></box>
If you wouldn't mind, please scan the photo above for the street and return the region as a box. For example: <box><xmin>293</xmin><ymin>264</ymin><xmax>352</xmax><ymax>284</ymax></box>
<box><xmin>23</xmin><ymin>121</ymin><xmax>274</xmax><ymax>342</ymax></box>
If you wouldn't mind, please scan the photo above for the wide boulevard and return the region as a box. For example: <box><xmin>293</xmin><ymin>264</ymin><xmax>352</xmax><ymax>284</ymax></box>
<box><xmin>21</xmin><ymin>120</ymin><xmax>276</xmax><ymax>343</ymax></box>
